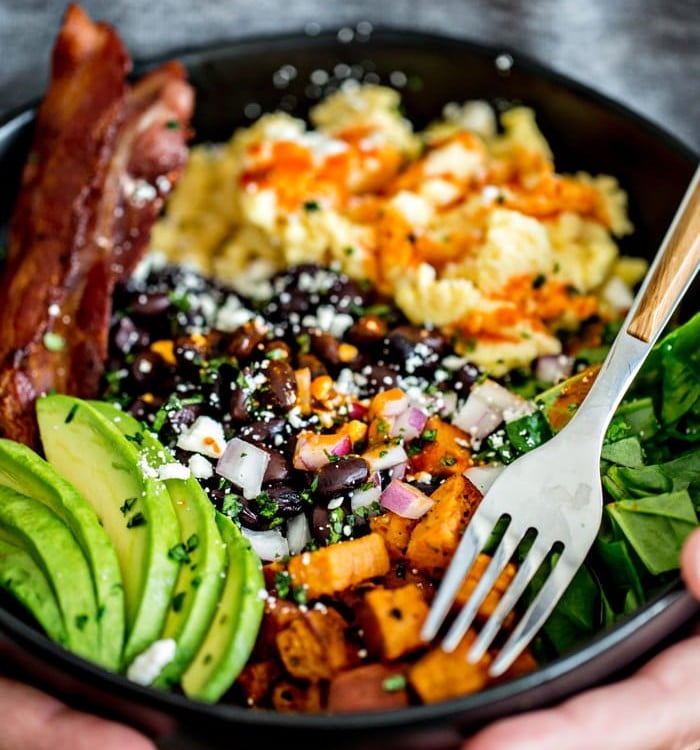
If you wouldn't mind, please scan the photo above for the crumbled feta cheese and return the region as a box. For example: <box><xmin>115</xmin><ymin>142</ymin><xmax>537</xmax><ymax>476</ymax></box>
<box><xmin>188</xmin><ymin>453</ymin><xmax>214</xmax><ymax>479</ymax></box>
<box><xmin>127</xmin><ymin>638</ymin><xmax>176</xmax><ymax>685</ymax></box>
<box><xmin>176</xmin><ymin>416</ymin><xmax>227</xmax><ymax>458</ymax></box>
<box><xmin>157</xmin><ymin>462</ymin><xmax>191</xmax><ymax>481</ymax></box>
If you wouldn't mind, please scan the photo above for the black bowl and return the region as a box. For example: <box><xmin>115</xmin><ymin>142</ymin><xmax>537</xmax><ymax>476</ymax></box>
<box><xmin>1</xmin><ymin>28</ymin><xmax>698</xmax><ymax>750</ymax></box>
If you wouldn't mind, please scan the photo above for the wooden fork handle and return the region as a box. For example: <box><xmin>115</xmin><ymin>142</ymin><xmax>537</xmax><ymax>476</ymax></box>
<box><xmin>627</xmin><ymin>166</ymin><xmax>700</xmax><ymax>342</ymax></box>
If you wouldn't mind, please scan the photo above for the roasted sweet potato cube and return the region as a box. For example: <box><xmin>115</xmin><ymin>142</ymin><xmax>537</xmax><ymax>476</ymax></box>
<box><xmin>454</xmin><ymin>553</ymin><xmax>517</xmax><ymax>621</ymax></box>
<box><xmin>359</xmin><ymin>583</ymin><xmax>429</xmax><ymax>661</ymax></box>
<box><xmin>271</xmin><ymin>680</ymin><xmax>323</xmax><ymax>712</ymax></box>
<box><xmin>328</xmin><ymin>663</ymin><xmax>411</xmax><ymax>713</ymax></box>
<box><xmin>287</xmin><ymin>532</ymin><xmax>391</xmax><ymax>600</ymax></box>
<box><xmin>409</xmin><ymin>416</ymin><xmax>473</xmax><ymax>477</ymax></box>
<box><xmin>304</xmin><ymin>606</ymin><xmax>356</xmax><ymax>674</ymax></box>
<box><xmin>276</xmin><ymin>605</ymin><xmax>353</xmax><ymax>681</ymax></box>
<box><xmin>369</xmin><ymin>511</ymin><xmax>418</xmax><ymax>559</ymax></box>
<box><xmin>235</xmin><ymin>659</ymin><xmax>281</xmax><ymax>706</ymax></box>
<box><xmin>405</xmin><ymin>474</ymin><xmax>482</xmax><ymax>576</ymax></box>
<box><xmin>408</xmin><ymin>630</ymin><xmax>491</xmax><ymax>703</ymax></box>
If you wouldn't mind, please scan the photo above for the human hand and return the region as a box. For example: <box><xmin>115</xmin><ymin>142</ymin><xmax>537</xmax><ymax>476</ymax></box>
<box><xmin>0</xmin><ymin>675</ymin><xmax>157</xmax><ymax>750</ymax></box>
<box><xmin>462</xmin><ymin>528</ymin><xmax>700</xmax><ymax>750</ymax></box>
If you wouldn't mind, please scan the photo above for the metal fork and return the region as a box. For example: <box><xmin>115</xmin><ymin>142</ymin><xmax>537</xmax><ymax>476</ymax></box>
<box><xmin>421</xmin><ymin>164</ymin><xmax>700</xmax><ymax>678</ymax></box>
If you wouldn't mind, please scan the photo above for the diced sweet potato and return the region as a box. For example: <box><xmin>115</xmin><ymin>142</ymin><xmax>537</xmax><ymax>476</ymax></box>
<box><xmin>328</xmin><ymin>663</ymin><xmax>411</xmax><ymax>713</ymax></box>
<box><xmin>275</xmin><ymin>605</ymin><xmax>354</xmax><ymax>681</ymax></box>
<box><xmin>405</xmin><ymin>474</ymin><xmax>482</xmax><ymax>576</ymax></box>
<box><xmin>410</xmin><ymin>415</ymin><xmax>473</xmax><ymax>477</ymax></box>
<box><xmin>454</xmin><ymin>553</ymin><xmax>517</xmax><ymax>622</ymax></box>
<box><xmin>235</xmin><ymin>659</ymin><xmax>281</xmax><ymax>706</ymax></box>
<box><xmin>304</xmin><ymin>606</ymin><xmax>357</xmax><ymax>674</ymax></box>
<box><xmin>359</xmin><ymin>583</ymin><xmax>429</xmax><ymax>661</ymax></box>
<box><xmin>287</xmin><ymin>532</ymin><xmax>391</xmax><ymax>600</ymax></box>
<box><xmin>271</xmin><ymin>680</ymin><xmax>323</xmax><ymax>712</ymax></box>
<box><xmin>408</xmin><ymin>630</ymin><xmax>491</xmax><ymax>704</ymax></box>
<box><xmin>369</xmin><ymin>511</ymin><xmax>418</xmax><ymax>559</ymax></box>
<box><xmin>276</xmin><ymin>616</ymin><xmax>332</xmax><ymax>681</ymax></box>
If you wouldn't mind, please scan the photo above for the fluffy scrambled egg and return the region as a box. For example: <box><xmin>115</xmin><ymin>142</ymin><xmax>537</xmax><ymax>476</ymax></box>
<box><xmin>149</xmin><ymin>83</ymin><xmax>646</xmax><ymax>375</ymax></box>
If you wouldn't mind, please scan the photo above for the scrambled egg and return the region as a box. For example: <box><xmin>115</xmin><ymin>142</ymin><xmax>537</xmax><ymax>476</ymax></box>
<box><xmin>149</xmin><ymin>83</ymin><xmax>645</xmax><ymax>375</ymax></box>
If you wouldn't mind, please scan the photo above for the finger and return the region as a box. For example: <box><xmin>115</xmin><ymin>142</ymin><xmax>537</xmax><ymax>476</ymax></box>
<box><xmin>462</xmin><ymin>635</ymin><xmax>700</xmax><ymax>750</ymax></box>
<box><xmin>0</xmin><ymin>677</ymin><xmax>157</xmax><ymax>750</ymax></box>
<box><xmin>681</xmin><ymin>528</ymin><xmax>700</xmax><ymax>600</ymax></box>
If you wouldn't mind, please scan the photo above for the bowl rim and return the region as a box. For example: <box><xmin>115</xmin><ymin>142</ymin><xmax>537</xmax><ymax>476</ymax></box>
<box><xmin>0</xmin><ymin>25</ymin><xmax>698</xmax><ymax>735</ymax></box>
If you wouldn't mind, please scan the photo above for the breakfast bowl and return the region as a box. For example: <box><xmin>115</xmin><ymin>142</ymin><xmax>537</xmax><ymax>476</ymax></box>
<box><xmin>0</xmin><ymin>18</ymin><xmax>698</xmax><ymax>750</ymax></box>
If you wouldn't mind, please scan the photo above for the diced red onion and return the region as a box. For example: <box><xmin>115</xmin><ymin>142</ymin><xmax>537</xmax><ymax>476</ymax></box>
<box><xmin>390</xmin><ymin>461</ymin><xmax>408</xmax><ymax>480</ymax></box>
<box><xmin>286</xmin><ymin>513</ymin><xmax>311</xmax><ymax>555</ymax></box>
<box><xmin>474</xmin><ymin>379</ymin><xmax>532</xmax><ymax>419</ymax></box>
<box><xmin>362</xmin><ymin>443</ymin><xmax>409</xmax><ymax>473</ymax></box>
<box><xmin>453</xmin><ymin>378</ymin><xmax>536</xmax><ymax>441</ymax></box>
<box><xmin>535</xmin><ymin>354</ymin><xmax>574</xmax><ymax>384</ymax></box>
<box><xmin>347</xmin><ymin>400</ymin><xmax>369</xmax><ymax>419</ymax></box>
<box><xmin>377</xmin><ymin>391</ymin><xmax>410</xmax><ymax>418</ymax></box>
<box><xmin>240</xmin><ymin>527</ymin><xmax>289</xmax><ymax>561</ymax></box>
<box><xmin>390</xmin><ymin>405</ymin><xmax>428</xmax><ymax>442</ymax></box>
<box><xmin>216</xmin><ymin>437</ymin><xmax>270</xmax><ymax>499</ymax></box>
<box><xmin>350</xmin><ymin>475</ymin><xmax>382</xmax><ymax>514</ymax></box>
<box><xmin>380</xmin><ymin>479</ymin><xmax>434</xmax><ymax>519</ymax></box>
<box><xmin>464</xmin><ymin>463</ymin><xmax>504</xmax><ymax>494</ymax></box>
<box><xmin>293</xmin><ymin>432</ymin><xmax>352</xmax><ymax>471</ymax></box>
<box><xmin>453</xmin><ymin>391</ymin><xmax>503</xmax><ymax>441</ymax></box>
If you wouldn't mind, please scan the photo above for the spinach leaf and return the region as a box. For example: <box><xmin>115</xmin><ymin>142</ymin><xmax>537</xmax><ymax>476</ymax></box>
<box><xmin>605</xmin><ymin>489</ymin><xmax>697</xmax><ymax>575</ymax></box>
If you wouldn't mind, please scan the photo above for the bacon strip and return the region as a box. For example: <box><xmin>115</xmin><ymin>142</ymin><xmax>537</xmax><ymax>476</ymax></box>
<box><xmin>0</xmin><ymin>3</ymin><xmax>194</xmax><ymax>449</ymax></box>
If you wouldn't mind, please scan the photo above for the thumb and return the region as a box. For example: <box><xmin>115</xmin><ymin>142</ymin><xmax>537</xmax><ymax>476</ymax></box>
<box><xmin>681</xmin><ymin>527</ymin><xmax>700</xmax><ymax>600</ymax></box>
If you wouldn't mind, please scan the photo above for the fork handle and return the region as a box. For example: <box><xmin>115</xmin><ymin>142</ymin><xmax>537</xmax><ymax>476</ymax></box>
<box><xmin>567</xmin><ymin>165</ymin><xmax>700</xmax><ymax>437</ymax></box>
<box><xmin>627</xmin><ymin>165</ymin><xmax>700</xmax><ymax>342</ymax></box>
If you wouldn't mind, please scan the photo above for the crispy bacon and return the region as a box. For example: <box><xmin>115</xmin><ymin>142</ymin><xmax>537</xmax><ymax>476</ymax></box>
<box><xmin>0</xmin><ymin>3</ymin><xmax>194</xmax><ymax>449</ymax></box>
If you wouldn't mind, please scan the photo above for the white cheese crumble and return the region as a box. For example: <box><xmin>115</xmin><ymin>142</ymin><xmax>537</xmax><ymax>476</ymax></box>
<box><xmin>176</xmin><ymin>415</ymin><xmax>227</xmax><ymax>458</ymax></box>
<box><xmin>188</xmin><ymin>453</ymin><xmax>214</xmax><ymax>479</ymax></box>
<box><xmin>157</xmin><ymin>462</ymin><xmax>191</xmax><ymax>481</ymax></box>
<box><xmin>126</xmin><ymin>638</ymin><xmax>176</xmax><ymax>685</ymax></box>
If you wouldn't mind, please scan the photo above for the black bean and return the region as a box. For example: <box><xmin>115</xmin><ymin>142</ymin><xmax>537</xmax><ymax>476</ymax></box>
<box><xmin>129</xmin><ymin>291</ymin><xmax>173</xmax><ymax>317</ymax></box>
<box><xmin>263</xmin><ymin>359</ymin><xmax>297</xmax><ymax>411</ymax></box>
<box><xmin>452</xmin><ymin>362</ymin><xmax>481</xmax><ymax>393</ymax></box>
<box><xmin>265</xmin><ymin>483</ymin><xmax>305</xmax><ymax>516</ymax></box>
<box><xmin>112</xmin><ymin>316</ymin><xmax>150</xmax><ymax>354</ymax></box>
<box><xmin>346</xmin><ymin>315</ymin><xmax>388</xmax><ymax>346</ymax></box>
<box><xmin>262</xmin><ymin>450</ymin><xmax>292</xmax><ymax>483</ymax></box>
<box><xmin>383</xmin><ymin>325</ymin><xmax>447</xmax><ymax>370</ymax></box>
<box><xmin>296</xmin><ymin>352</ymin><xmax>328</xmax><ymax>379</ymax></box>
<box><xmin>227</xmin><ymin>321</ymin><xmax>266</xmax><ymax>361</ymax></box>
<box><xmin>362</xmin><ymin>363</ymin><xmax>399</xmax><ymax>394</ymax></box>
<box><xmin>130</xmin><ymin>351</ymin><xmax>167</xmax><ymax>386</ymax></box>
<box><xmin>316</xmin><ymin>457</ymin><xmax>370</xmax><ymax>498</ymax></box>
<box><xmin>310</xmin><ymin>331</ymin><xmax>344</xmax><ymax>366</ymax></box>
<box><xmin>239</xmin><ymin>417</ymin><xmax>287</xmax><ymax>446</ymax></box>
<box><xmin>310</xmin><ymin>506</ymin><xmax>331</xmax><ymax>545</ymax></box>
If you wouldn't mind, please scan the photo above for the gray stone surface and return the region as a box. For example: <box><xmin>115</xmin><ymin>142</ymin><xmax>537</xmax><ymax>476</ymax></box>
<box><xmin>0</xmin><ymin>0</ymin><xmax>699</xmax><ymax>152</ymax></box>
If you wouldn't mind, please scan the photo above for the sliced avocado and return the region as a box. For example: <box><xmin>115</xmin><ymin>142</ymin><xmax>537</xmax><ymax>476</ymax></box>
<box><xmin>0</xmin><ymin>536</ymin><xmax>67</xmax><ymax>647</ymax></box>
<box><xmin>0</xmin><ymin>486</ymin><xmax>100</xmax><ymax>662</ymax></box>
<box><xmin>36</xmin><ymin>394</ymin><xmax>181</xmax><ymax>666</ymax></box>
<box><xmin>181</xmin><ymin>512</ymin><xmax>264</xmax><ymax>702</ymax></box>
<box><xmin>90</xmin><ymin>401</ymin><xmax>227</xmax><ymax>685</ymax></box>
<box><xmin>0</xmin><ymin>438</ymin><xmax>124</xmax><ymax>670</ymax></box>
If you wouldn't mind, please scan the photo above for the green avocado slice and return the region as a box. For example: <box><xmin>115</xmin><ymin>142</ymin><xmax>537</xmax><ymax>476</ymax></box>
<box><xmin>0</xmin><ymin>486</ymin><xmax>100</xmax><ymax>662</ymax></box>
<box><xmin>0</xmin><ymin>438</ymin><xmax>124</xmax><ymax>670</ymax></box>
<box><xmin>0</xmin><ymin>536</ymin><xmax>68</xmax><ymax>647</ymax></box>
<box><xmin>180</xmin><ymin>513</ymin><xmax>265</xmax><ymax>702</ymax></box>
<box><xmin>36</xmin><ymin>394</ymin><xmax>181</xmax><ymax>666</ymax></box>
<box><xmin>89</xmin><ymin>401</ymin><xmax>228</xmax><ymax>685</ymax></box>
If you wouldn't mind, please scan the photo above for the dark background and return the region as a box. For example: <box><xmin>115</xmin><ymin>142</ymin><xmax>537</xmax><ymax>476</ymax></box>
<box><xmin>0</xmin><ymin>0</ymin><xmax>699</xmax><ymax>154</ymax></box>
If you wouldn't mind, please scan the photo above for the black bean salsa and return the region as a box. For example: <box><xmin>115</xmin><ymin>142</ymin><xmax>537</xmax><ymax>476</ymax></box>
<box><xmin>103</xmin><ymin>260</ymin><xmax>487</xmax><ymax>543</ymax></box>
